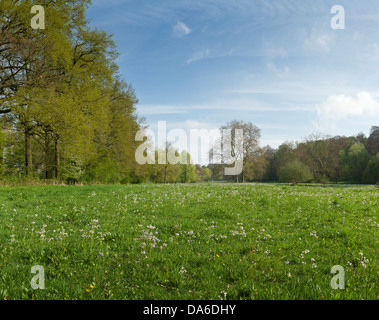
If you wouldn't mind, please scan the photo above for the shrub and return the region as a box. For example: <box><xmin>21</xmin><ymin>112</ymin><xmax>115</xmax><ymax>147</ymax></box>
<box><xmin>279</xmin><ymin>160</ymin><xmax>313</xmax><ymax>184</ymax></box>
<box><xmin>317</xmin><ymin>175</ymin><xmax>330</xmax><ymax>184</ymax></box>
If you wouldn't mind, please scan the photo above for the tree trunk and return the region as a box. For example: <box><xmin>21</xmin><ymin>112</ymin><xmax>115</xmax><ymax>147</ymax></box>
<box><xmin>0</xmin><ymin>147</ymin><xmax>4</xmax><ymax>178</ymax></box>
<box><xmin>54</xmin><ymin>137</ymin><xmax>60</xmax><ymax>180</ymax></box>
<box><xmin>44</xmin><ymin>134</ymin><xmax>51</xmax><ymax>179</ymax></box>
<box><xmin>25</xmin><ymin>130</ymin><xmax>33</xmax><ymax>177</ymax></box>
<box><xmin>164</xmin><ymin>164</ymin><xmax>167</xmax><ymax>183</ymax></box>
<box><xmin>0</xmin><ymin>133</ymin><xmax>4</xmax><ymax>178</ymax></box>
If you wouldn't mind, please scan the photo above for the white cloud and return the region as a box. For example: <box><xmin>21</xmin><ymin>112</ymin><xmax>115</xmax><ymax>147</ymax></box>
<box><xmin>315</xmin><ymin>92</ymin><xmax>379</xmax><ymax>131</ymax></box>
<box><xmin>316</xmin><ymin>92</ymin><xmax>379</xmax><ymax>119</ymax></box>
<box><xmin>173</xmin><ymin>21</ymin><xmax>191</xmax><ymax>37</ymax></box>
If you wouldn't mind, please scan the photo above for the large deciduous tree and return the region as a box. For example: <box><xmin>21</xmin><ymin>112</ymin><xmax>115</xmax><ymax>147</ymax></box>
<box><xmin>213</xmin><ymin>120</ymin><xmax>261</xmax><ymax>183</ymax></box>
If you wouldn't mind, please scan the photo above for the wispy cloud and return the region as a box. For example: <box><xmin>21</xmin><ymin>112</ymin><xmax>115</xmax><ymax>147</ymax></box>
<box><xmin>305</xmin><ymin>29</ymin><xmax>334</xmax><ymax>52</ymax></box>
<box><xmin>186</xmin><ymin>48</ymin><xmax>210</xmax><ymax>64</ymax></box>
<box><xmin>173</xmin><ymin>21</ymin><xmax>192</xmax><ymax>37</ymax></box>
<box><xmin>265</xmin><ymin>60</ymin><xmax>290</xmax><ymax>78</ymax></box>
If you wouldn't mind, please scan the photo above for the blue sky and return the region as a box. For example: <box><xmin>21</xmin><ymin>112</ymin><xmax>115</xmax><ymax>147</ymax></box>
<box><xmin>87</xmin><ymin>0</ymin><xmax>379</xmax><ymax>153</ymax></box>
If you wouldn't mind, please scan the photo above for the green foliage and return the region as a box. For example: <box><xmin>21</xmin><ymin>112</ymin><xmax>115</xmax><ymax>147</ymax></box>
<box><xmin>365</xmin><ymin>126</ymin><xmax>379</xmax><ymax>156</ymax></box>
<box><xmin>179</xmin><ymin>164</ymin><xmax>198</xmax><ymax>183</ymax></box>
<box><xmin>340</xmin><ymin>143</ymin><xmax>371</xmax><ymax>184</ymax></box>
<box><xmin>199</xmin><ymin>167</ymin><xmax>212</xmax><ymax>182</ymax></box>
<box><xmin>178</xmin><ymin>151</ymin><xmax>198</xmax><ymax>183</ymax></box>
<box><xmin>2</xmin><ymin>129</ymin><xmax>25</xmax><ymax>176</ymax></box>
<box><xmin>278</xmin><ymin>160</ymin><xmax>313</xmax><ymax>184</ymax></box>
<box><xmin>83</xmin><ymin>155</ymin><xmax>120</xmax><ymax>184</ymax></box>
<box><xmin>61</xmin><ymin>160</ymin><xmax>84</xmax><ymax>184</ymax></box>
<box><xmin>362</xmin><ymin>155</ymin><xmax>379</xmax><ymax>184</ymax></box>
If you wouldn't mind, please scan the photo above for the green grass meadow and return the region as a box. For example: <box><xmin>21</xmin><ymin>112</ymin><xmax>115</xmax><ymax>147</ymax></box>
<box><xmin>0</xmin><ymin>183</ymin><xmax>377</xmax><ymax>300</ymax></box>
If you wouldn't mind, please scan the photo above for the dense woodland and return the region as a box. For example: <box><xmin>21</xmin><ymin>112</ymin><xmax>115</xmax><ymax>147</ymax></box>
<box><xmin>1</xmin><ymin>0</ymin><xmax>143</xmax><ymax>184</ymax></box>
<box><xmin>1</xmin><ymin>1</ymin><xmax>378</xmax><ymax>186</ymax></box>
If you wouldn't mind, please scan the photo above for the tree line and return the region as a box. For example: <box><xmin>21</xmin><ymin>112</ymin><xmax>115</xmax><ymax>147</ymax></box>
<box><xmin>208</xmin><ymin>122</ymin><xmax>379</xmax><ymax>185</ymax></box>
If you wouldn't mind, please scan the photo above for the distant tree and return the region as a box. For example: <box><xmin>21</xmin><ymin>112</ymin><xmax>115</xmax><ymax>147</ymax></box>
<box><xmin>340</xmin><ymin>142</ymin><xmax>371</xmax><ymax>183</ymax></box>
<box><xmin>162</xmin><ymin>142</ymin><xmax>183</xmax><ymax>183</ymax></box>
<box><xmin>217</xmin><ymin>120</ymin><xmax>261</xmax><ymax>183</ymax></box>
<box><xmin>259</xmin><ymin>146</ymin><xmax>276</xmax><ymax>181</ymax></box>
<box><xmin>207</xmin><ymin>163</ymin><xmax>224</xmax><ymax>181</ymax></box>
<box><xmin>362</xmin><ymin>155</ymin><xmax>379</xmax><ymax>184</ymax></box>
<box><xmin>278</xmin><ymin>160</ymin><xmax>313</xmax><ymax>184</ymax></box>
<box><xmin>272</xmin><ymin>141</ymin><xmax>297</xmax><ymax>179</ymax></box>
<box><xmin>166</xmin><ymin>163</ymin><xmax>181</xmax><ymax>183</ymax></box>
<box><xmin>355</xmin><ymin>132</ymin><xmax>367</xmax><ymax>145</ymax></box>
<box><xmin>303</xmin><ymin>133</ymin><xmax>334</xmax><ymax>182</ymax></box>
<box><xmin>366</xmin><ymin>126</ymin><xmax>379</xmax><ymax>156</ymax></box>
<box><xmin>326</xmin><ymin>136</ymin><xmax>351</xmax><ymax>182</ymax></box>
<box><xmin>195</xmin><ymin>165</ymin><xmax>212</xmax><ymax>182</ymax></box>
<box><xmin>200</xmin><ymin>166</ymin><xmax>212</xmax><ymax>181</ymax></box>
<box><xmin>178</xmin><ymin>151</ymin><xmax>198</xmax><ymax>183</ymax></box>
<box><xmin>243</xmin><ymin>146</ymin><xmax>271</xmax><ymax>181</ymax></box>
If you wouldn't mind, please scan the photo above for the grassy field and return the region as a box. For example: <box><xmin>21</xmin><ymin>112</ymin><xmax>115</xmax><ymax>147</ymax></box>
<box><xmin>0</xmin><ymin>183</ymin><xmax>377</xmax><ymax>300</ymax></box>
